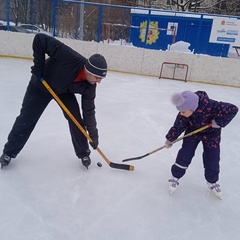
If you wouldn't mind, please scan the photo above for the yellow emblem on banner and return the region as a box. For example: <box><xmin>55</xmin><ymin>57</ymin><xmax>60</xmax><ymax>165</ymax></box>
<box><xmin>139</xmin><ymin>21</ymin><xmax>159</xmax><ymax>45</ymax></box>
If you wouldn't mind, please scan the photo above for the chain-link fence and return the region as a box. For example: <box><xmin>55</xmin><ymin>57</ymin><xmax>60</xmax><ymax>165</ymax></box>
<box><xmin>0</xmin><ymin>0</ymin><xmax>132</xmax><ymax>45</ymax></box>
<box><xmin>1</xmin><ymin>1</ymin><xmax>238</xmax><ymax>57</ymax></box>
<box><xmin>55</xmin><ymin>1</ymin><xmax>131</xmax><ymax>42</ymax></box>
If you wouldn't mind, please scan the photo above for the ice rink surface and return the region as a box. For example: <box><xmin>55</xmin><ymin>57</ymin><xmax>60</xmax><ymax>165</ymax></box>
<box><xmin>0</xmin><ymin>57</ymin><xmax>240</xmax><ymax>240</ymax></box>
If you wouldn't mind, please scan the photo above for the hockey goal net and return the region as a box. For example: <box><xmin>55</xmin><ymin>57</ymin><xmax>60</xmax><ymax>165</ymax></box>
<box><xmin>159</xmin><ymin>62</ymin><xmax>188</xmax><ymax>82</ymax></box>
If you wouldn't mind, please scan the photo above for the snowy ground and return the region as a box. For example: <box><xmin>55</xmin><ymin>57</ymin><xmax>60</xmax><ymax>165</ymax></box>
<box><xmin>0</xmin><ymin>57</ymin><xmax>240</xmax><ymax>240</ymax></box>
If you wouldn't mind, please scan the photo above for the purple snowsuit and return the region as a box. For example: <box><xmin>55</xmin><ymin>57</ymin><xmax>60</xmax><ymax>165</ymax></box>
<box><xmin>166</xmin><ymin>91</ymin><xmax>238</xmax><ymax>183</ymax></box>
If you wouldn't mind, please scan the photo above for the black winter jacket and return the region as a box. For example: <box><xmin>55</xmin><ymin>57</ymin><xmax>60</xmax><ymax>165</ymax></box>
<box><xmin>31</xmin><ymin>33</ymin><xmax>88</xmax><ymax>92</ymax></box>
<box><xmin>31</xmin><ymin>33</ymin><xmax>97</xmax><ymax>133</ymax></box>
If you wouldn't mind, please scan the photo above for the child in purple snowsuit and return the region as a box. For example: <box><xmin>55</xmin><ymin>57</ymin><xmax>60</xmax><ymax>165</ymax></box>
<box><xmin>165</xmin><ymin>90</ymin><xmax>238</xmax><ymax>198</ymax></box>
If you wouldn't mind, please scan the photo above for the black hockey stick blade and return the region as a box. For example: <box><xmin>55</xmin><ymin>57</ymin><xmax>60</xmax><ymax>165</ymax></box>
<box><xmin>122</xmin><ymin>153</ymin><xmax>150</xmax><ymax>162</ymax></box>
<box><xmin>109</xmin><ymin>162</ymin><xmax>134</xmax><ymax>171</ymax></box>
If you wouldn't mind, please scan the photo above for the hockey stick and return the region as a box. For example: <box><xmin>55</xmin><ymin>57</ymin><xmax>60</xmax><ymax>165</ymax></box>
<box><xmin>41</xmin><ymin>79</ymin><xmax>134</xmax><ymax>171</ymax></box>
<box><xmin>122</xmin><ymin>124</ymin><xmax>212</xmax><ymax>162</ymax></box>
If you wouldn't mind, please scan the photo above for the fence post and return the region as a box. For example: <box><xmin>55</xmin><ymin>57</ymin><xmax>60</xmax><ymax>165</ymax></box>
<box><xmin>79</xmin><ymin>0</ymin><xmax>84</xmax><ymax>40</ymax></box>
<box><xmin>5</xmin><ymin>0</ymin><xmax>10</xmax><ymax>30</ymax></box>
<box><xmin>52</xmin><ymin>0</ymin><xmax>57</xmax><ymax>36</ymax></box>
<box><xmin>97</xmin><ymin>5</ymin><xmax>103</xmax><ymax>42</ymax></box>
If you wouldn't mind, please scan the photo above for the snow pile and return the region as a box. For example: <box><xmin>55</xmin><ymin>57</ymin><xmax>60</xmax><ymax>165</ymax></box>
<box><xmin>168</xmin><ymin>40</ymin><xmax>193</xmax><ymax>53</ymax></box>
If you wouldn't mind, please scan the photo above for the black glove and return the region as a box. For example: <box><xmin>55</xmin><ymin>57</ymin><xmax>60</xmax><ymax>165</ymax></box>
<box><xmin>89</xmin><ymin>136</ymin><xmax>99</xmax><ymax>149</ymax></box>
<box><xmin>88</xmin><ymin>126</ymin><xmax>99</xmax><ymax>149</ymax></box>
<box><xmin>31</xmin><ymin>66</ymin><xmax>43</xmax><ymax>80</ymax></box>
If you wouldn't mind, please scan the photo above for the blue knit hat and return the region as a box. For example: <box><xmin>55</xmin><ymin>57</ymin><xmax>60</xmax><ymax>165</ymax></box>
<box><xmin>171</xmin><ymin>91</ymin><xmax>199</xmax><ymax>111</ymax></box>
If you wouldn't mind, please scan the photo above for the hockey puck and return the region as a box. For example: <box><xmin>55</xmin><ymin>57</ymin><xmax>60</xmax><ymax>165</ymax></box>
<box><xmin>97</xmin><ymin>162</ymin><xmax>102</xmax><ymax>167</ymax></box>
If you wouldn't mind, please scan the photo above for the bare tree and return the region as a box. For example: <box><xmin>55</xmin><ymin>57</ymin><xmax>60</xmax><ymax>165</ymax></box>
<box><xmin>9</xmin><ymin>0</ymin><xmax>31</xmax><ymax>25</ymax></box>
<box><xmin>126</xmin><ymin>0</ymin><xmax>240</xmax><ymax>15</ymax></box>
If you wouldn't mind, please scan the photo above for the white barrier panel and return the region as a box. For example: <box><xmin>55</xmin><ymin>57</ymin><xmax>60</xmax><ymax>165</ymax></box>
<box><xmin>0</xmin><ymin>31</ymin><xmax>239</xmax><ymax>87</ymax></box>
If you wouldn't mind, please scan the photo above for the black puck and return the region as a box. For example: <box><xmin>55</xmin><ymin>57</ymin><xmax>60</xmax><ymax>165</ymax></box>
<box><xmin>97</xmin><ymin>162</ymin><xmax>102</xmax><ymax>167</ymax></box>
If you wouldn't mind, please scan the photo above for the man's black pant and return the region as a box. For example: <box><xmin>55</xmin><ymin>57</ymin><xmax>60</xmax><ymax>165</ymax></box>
<box><xmin>4</xmin><ymin>81</ymin><xmax>89</xmax><ymax>159</ymax></box>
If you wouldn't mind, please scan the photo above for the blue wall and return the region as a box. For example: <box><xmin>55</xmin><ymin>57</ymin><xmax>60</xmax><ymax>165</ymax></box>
<box><xmin>130</xmin><ymin>11</ymin><xmax>231</xmax><ymax>57</ymax></box>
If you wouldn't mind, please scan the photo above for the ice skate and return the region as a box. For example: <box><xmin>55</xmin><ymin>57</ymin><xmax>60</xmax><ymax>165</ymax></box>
<box><xmin>81</xmin><ymin>156</ymin><xmax>91</xmax><ymax>169</ymax></box>
<box><xmin>0</xmin><ymin>153</ymin><xmax>12</xmax><ymax>169</ymax></box>
<box><xmin>207</xmin><ymin>182</ymin><xmax>223</xmax><ymax>199</ymax></box>
<box><xmin>168</xmin><ymin>177</ymin><xmax>179</xmax><ymax>194</ymax></box>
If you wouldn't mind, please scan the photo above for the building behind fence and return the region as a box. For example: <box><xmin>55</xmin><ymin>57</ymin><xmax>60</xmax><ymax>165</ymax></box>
<box><xmin>1</xmin><ymin>0</ymin><xmax>240</xmax><ymax>57</ymax></box>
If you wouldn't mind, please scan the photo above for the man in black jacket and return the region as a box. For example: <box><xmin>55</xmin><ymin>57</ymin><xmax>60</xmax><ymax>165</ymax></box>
<box><xmin>0</xmin><ymin>33</ymin><xmax>107</xmax><ymax>169</ymax></box>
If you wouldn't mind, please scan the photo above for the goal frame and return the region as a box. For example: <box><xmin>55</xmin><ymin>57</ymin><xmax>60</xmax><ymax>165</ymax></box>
<box><xmin>159</xmin><ymin>62</ymin><xmax>189</xmax><ymax>82</ymax></box>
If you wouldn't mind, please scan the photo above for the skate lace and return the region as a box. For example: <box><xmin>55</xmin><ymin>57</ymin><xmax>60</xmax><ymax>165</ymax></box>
<box><xmin>210</xmin><ymin>183</ymin><xmax>221</xmax><ymax>193</ymax></box>
<box><xmin>168</xmin><ymin>178</ymin><xmax>179</xmax><ymax>187</ymax></box>
<box><xmin>82</xmin><ymin>156</ymin><xmax>90</xmax><ymax>162</ymax></box>
<box><xmin>3</xmin><ymin>155</ymin><xmax>11</xmax><ymax>162</ymax></box>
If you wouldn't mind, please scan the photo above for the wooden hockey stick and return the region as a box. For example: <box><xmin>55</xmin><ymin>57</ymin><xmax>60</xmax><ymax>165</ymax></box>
<box><xmin>41</xmin><ymin>79</ymin><xmax>134</xmax><ymax>171</ymax></box>
<box><xmin>122</xmin><ymin>124</ymin><xmax>212</xmax><ymax>162</ymax></box>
